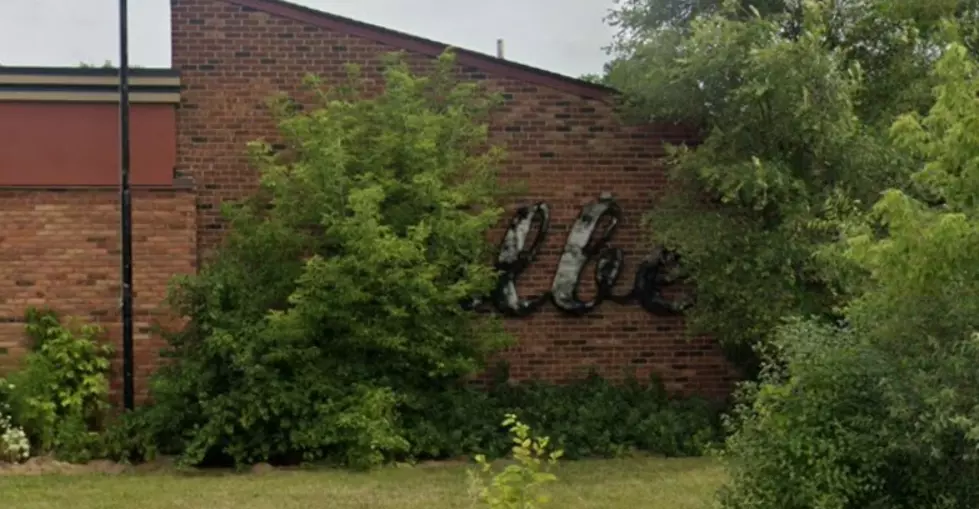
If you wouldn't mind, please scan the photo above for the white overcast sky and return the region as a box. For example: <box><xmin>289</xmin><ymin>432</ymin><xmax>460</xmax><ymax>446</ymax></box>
<box><xmin>0</xmin><ymin>0</ymin><xmax>618</xmax><ymax>78</ymax></box>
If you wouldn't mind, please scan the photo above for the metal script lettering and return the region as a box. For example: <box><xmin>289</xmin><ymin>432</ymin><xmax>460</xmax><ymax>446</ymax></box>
<box><xmin>610</xmin><ymin>246</ymin><xmax>692</xmax><ymax>315</ymax></box>
<box><xmin>550</xmin><ymin>197</ymin><xmax>624</xmax><ymax>315</ymax></box>
<box><xmin>490</xmin><ymin>203</ymin><xmax>551</xmax><ymax>317</ymax></box>
<box><xmin>471</xmin><ymin>195</ymin><xmax>690</xmax><ymax>317</ymax></box>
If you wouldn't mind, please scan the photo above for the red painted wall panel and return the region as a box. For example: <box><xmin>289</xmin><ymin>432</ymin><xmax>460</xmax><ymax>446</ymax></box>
<box><xmin>0</xmin><ymin>103</ymin><xmax>176</xmax><ymax>186</ymax></box>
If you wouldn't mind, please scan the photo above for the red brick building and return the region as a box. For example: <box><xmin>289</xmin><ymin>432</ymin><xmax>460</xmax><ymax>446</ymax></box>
<box><xmin>0</xmin><ymin>68</ymin><xmax>195</xmax><ymax>394</ymax></box>
<box><xmin>0</xmin><ymin>0</ymin><xmax>738</xmax><ymax>399</ymax></box>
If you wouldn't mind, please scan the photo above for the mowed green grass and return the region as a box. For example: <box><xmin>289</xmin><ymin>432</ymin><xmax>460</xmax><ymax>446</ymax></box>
<box><xmin>0</xmin><ymin>457</ymin><xmax>724</xmax><ymax>509</ymax></box>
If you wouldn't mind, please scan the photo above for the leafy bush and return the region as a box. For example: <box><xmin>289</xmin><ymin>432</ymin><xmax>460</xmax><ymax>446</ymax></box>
<box><xmin>719</xmin><ymin>320</ymin><xmax>979</xmax><ymax>509</ymax></box>
<box><xmin>4</xmin><ymin>307</ymin><xmax>113</xmax><ymax>461</ymax></box>
<box><xmin>718</xmin><ymin>40</ymin><xmax>979</xmax><ymax>509</ymax></box>
<box><xmin>0</xmin><ymin>416</ymin><xmax>30</xmax><ymax>464</ymax></box>
<box><xmin>98</xmin><ymin>408</ymin><xmax>162</xmax><ymax>464</ymax></box>
<box><xmin>0</xmin><ymin>379</ymin><xmax>29</xmax><ymax>463</ymax></box>
<box><xmin>718</xmin><ymin>320</ymin><xmax>901</xmax><ymax>509</ymax></box>
<box><xmin>142</xmin><ymin>51</ymin><xmax>512</xmax><ymax>469</ymax></box>
<box><xmin>0</xmin><ymin>377</ymin><xmax>13</xmax><ymax>416</ymax></box>
<box><xmin>469</xmin><ymin>414</ymin><xmax>563</xmax><ymax>509</ymax></box>
<box><xmin>121</xmin><ymin>369</ymin><xmax>720</xmax><ymax>467</ymax></box>
<box><xmin>402</xmin><ymin>371</ymin><xmax>723</xmax><ymax>462</ymax></box>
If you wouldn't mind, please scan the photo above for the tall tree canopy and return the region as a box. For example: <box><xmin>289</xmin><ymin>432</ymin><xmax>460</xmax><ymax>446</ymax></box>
<box><xmin>718</xmin><ymin>41</ymin><xmax>979</xmax><ymax>509</ymax></box>
<box><xmin>603</xmin><ymin>0</ymin><xmax>979</xmax><ymax>367</ymax></box>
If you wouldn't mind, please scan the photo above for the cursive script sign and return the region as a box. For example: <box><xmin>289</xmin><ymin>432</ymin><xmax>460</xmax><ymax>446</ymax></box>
<box><xmin>474</xmin><ymin>194</ymin><xmax>692</xmax><ymax>317</ymax></box>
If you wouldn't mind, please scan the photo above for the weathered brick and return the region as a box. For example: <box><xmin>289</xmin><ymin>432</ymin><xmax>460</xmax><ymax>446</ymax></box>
<box><xmin>0</xmin><ymin>189</ymin><xmax>197</xmax><ymax>400</ymax></box>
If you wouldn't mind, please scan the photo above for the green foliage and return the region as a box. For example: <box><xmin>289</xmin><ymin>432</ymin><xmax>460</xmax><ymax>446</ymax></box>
<box><xmin>402</xmin><ymin>372</ymin><xmax>722</xmax><ymax>461</ymax></box>
<box><xmin>577</xmin><ymin>72</ymin><xmax>609</xmax><ymax>85</ymax></box>
<box><xmin>608</xmin><ymin>0</ymin><xmax>976</xmax><ymax>119</ymax></box>
<box><xmin>718</xmin><ymin>40</ymin><xmax>979</xmax><ymax>509</ymax></box>
<box><xmin>607</xmin><ymin>2</ymin><xmax>880</xmax><ymax>363</ymax></box>
<box><xmin>98</xmin><ymin>407</ymin><xmax>161</xmax><ymax>464</ymax></box>
<box><xmin>717</xmin><ymin>320</ymin><xmax>899</xmax><ymax>509</ymax></box>
<box><xmin>719</xmin><ymin>321</ymin><xmax>979</xmax><ymax>509</ymax></box>
<box><xmin>49</xmin><ymin>412</ymin><xmax>106</xmax><ymax>464</ymax></box>
<box><xmin>602</xmin><ymin>0</ymin><xmax>979</xmax><ymax>368</ymax></box>
<box><xmin>0</xmin><ymin>377</ymin><xmax>13</xmax><ymax>413</ymax></box>
<box><xmin>4</xmin><ymin>308</ymin><xmax>113</xmax><ymax>460</ymax></box>
<box><xmin>77</xmin><ymin>60</ymin><xmax>115</xmax><ymax>69</ymax></box>
<box><xmin>143</xmin><ymin>51</ymin><xmax>512</xmax><ymax>469</ymax></box>
<box><xmin>468</xmin><ymin>414</ymin><xmax>563</xmax><ymax>509</ymax></box>
<box><xmin>0</xmin><ymin>378</ymin><xmax>30</xmax><ymax>463</ymax></box>
<box><xmin>117</xmin><ymin>372</ymin><xmax>719</xmax><ymax>467</ymax></box>
<box><xmin>607</xmin><ymin>0</ymin><xmax>790</xmax><ymax>35</ymax></box>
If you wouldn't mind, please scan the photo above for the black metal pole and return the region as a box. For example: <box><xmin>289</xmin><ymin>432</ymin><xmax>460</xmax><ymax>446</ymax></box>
<box><xmin>118</xmin><ymin>0</ymin><xmax>135</xmax><ymax>411</ymax></box>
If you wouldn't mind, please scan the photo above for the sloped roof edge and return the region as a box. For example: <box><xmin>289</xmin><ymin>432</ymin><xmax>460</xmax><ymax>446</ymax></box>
<box><xmin>0</xmin><ymin>66</ymin><xmax>181</xmax><ymax>104</ymax></box>
<box><xmin>225</xmin><ymin>0</ymin><xmax>617</xmax><ymax>101</ymax></box>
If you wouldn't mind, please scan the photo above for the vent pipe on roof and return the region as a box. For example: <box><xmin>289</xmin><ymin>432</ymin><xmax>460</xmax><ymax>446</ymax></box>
<box><xmin>497</xmin><ymin>39</ymin><xmax>505</xmax><ymax>59</ymax></box>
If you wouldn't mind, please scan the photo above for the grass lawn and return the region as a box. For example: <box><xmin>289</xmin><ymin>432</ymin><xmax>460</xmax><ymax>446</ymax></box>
<box><xmin>0</xmin><ymin>456</ymin><xmax>723</xmax><ymax>509</ymax></box>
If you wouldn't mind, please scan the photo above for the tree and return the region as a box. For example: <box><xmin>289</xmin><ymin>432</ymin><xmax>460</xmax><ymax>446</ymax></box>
<box><xmin>78</xmin><ymin>60</ymin><xmax>114</xmax><ymax>68</ymax></box>
<box><xmin>607</xmin><ymin>0</ymin><xmax>791</xmax><ymax>36</ymax></box>
<box><xmin>141</xmin><ymin>51</ymin><xmax>512</xmax><ymax>468</ymax></box>
<box><xmin>718</xmin><ymin>38</ymin><xmax>979</xmax><ymax>509</ymax></box>
<box><xmin>601</xmin><ymin>0</ymin><xmax>979</xmax><ymax>366</ymax></box>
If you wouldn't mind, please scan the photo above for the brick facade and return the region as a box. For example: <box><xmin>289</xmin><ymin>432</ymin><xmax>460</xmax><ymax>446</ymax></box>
<box><xmin>0</xmin><ymin>188</ymin><xmax>197</xmax><ymax>396</ymax></box>
<box><xmin>170</xmin><ymin>0</ymin><xmax>739</xmax><ymax>397</ymax></box>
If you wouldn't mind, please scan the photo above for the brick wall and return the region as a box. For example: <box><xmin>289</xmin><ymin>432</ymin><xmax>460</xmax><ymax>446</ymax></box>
<box><xmin>171</xmin><ymin>0</ymin><xmax>739</xmax><ymax>398</ymax></box>
<box><xmin>0</xmin><ymin>188</ymin><xmax>197</xmax><ymax>399</ymax></box>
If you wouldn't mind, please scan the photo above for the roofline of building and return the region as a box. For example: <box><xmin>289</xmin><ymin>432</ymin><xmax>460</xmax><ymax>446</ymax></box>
<box><xmin>0</xmin><ymin>67</ymin><xmax>179</xmax><ymax>78</ymax></box>
<box><xmin>0</xmin><ymin>67</ymin><xmax>181</xmax><ymax>104</ymax></box>
<box><xmin>226</xmin><ymin>0</ymin><xmax>618</xmax><ymax>101</ymax></box>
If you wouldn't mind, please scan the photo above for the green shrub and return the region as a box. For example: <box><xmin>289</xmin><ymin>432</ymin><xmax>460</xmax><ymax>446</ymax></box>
<box><xmin>120</xmin><ymin>368</ymin><xmax>720</xmax><ymax>467</ymax></box>
<box><xmin>49</xmin><ymin>412</ymin><xmax>106</xmax><ymax>464</ymax></box>
<box><xmin>719</xmin><ymin>318</ymin><xmax>979</xmax><ymax>509</ymax></box>
<box><xmin>142</xmin><ymin>51</ymin><xmax>511</xmax><ymax>469</ymax></box>
<box><xmin>5</xmin><ymin>307</ymin><xmax>113</xmax><ymax>459</ymax></box>
<box><xmin>469</xmin><ymin>414</ymin><xmax>563</xmax><ymax>509</ymax></box>
<box><xmin>0</xmin><ymin>378</ymin><xmax>30</xmax><ymax>463</ymax></box>
<box><xmin>99</xmin><ymin>407</ymin><xmax>161</xmax><ymax>464</ymax></box>
<box><xmin>718</xmin><ymin>320</ymin><xmax>900</xmax><ymax>509</ymax></box>
<box><xmin>401</xmin><ymin>371</ymin><xmax>723</xmax><ymax>462</ymax></box>
<box><xmin>0</xmin><ymin>377</ymin><xmax>13</xmax><ymax>416</ymax></box>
